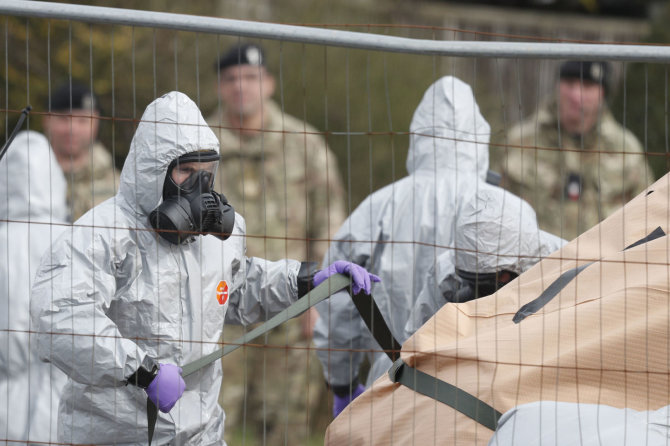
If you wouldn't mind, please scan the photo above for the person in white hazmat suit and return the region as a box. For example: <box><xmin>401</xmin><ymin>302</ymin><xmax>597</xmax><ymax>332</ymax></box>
<box><xmin>29</xmin><ymin>91</ymin><xmax>377</xmax><ymax>445</ymax></box>
<box><xmin>403</xmin><ymin>182</ymin><xmax>566</xmax><ymax>340</ymax></box>
<box><xmin>313</xmin><ymin>75</ymin><xmax>492</xmax><ymax>417</ymax></box>
<box><xmin>0</xmin><ymin>131</ymin><xmax>68</xmax><ymax>444</ymax></box>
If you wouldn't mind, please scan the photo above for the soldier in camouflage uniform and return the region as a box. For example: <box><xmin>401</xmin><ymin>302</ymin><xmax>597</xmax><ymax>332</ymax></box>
<box><xmin>492</xmin><ymin>61</ymin><xmax>651</xmax><ymax>241</ymax></box>
<box><xmin>42</xmin><ymin>83</ymin><xmax>120</xmax><ymax>222</ymax></box>
<box><xmin>206</xmin><ymin>43</ymin><xmax>346</xmax><ymax>444</ymax></box>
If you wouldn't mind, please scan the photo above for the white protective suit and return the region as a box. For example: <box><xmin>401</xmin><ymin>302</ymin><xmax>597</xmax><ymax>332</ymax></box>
<box><xmin>0</xmin><ymin>131</ymin><xmax>68</xmax><ymax>444</ymax></box>
<box><xmin>489</xmin><ymin>401</ymin><xmax>670</xmax><ymax>446</ymax></box>
<box><xmin>313</xmin><ymin>76</ymin><xmax>491</xmax><ymax>390</ymax></box>
<box><xmin>30</xmin><ymin>92</ymin><xmax>303</xmax><ymax>445</ymax></box>
<box><xmin>403</xmin><ymin>183</ymin><xmax>566</xmax><ymax>339</ymax></box>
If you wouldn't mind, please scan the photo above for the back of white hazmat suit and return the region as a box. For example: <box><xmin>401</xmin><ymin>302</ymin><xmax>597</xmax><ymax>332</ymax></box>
<box><xmin>313</xmin><ymin>76</ymin><xmax>490</xmax><ymax>390</ymax></box>
<box><xmin>0</xmin><ymin>131</ymin><xmax>68</xmax><ymax>444</ymax></box>
<box><xmin>403</xmin><ymin>182</ymin><xmax>567</xmax><ymax>339</ymax></box>
<box><xmin>30</xmin><ymin>92</ymin><xmax>302</xmax><ymax>446</ymax></box>
<box><xmin>489</xmin><ymin>401</ymin><xmax>670</xmax><ymax>446</ymax></box>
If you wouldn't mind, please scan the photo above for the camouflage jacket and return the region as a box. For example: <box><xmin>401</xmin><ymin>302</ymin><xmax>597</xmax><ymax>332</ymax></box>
<box><xmin>491</xmin><ymin>100</ymin><xmax>651</xmax><ymax>240</ymax></box>
<box><xmin>66</xmin><ymin>142</ymin><xmax>120</xmax><ymax>222</ymax></box>
<box><xmin>207</xmin><ymin>100</ymin><xmax>346</xmax><ymax>262</ymax></box>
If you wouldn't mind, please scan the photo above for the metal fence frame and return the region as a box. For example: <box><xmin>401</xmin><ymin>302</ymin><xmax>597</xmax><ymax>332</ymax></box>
<box><xmin>2</xmin><ymin>0</ymin><xmax>670</xmax><ymax>62</ymax></box>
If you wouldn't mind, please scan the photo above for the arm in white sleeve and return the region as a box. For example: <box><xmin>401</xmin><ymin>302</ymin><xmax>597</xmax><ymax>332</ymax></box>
<box><xmin>404</xmin><ymin>272</ymin><xmax>440</xmax><ymax>341</ymax></box>
<box><xmin>222</xmin><ymin>214</ymin><xmax>303</xmax><ymax>325</ymax></box>
<box><xmin>30</xmin><ymin>228</ymin><xmax>147</xmax><ymax>387</ymax></box>
<box><xmin>314</xmin><ymin>289</ymin><xmax>368</xmax><ymax>388</ymax></box>
<box><xmin>224</xmin><ymin>256</ymin><xmax>302</xmax><ymax>325</ymax></box>
<box><xmin>313</xmin><ymin>194</ymin><xmax>383</xmax><ymax>388</ymax></box>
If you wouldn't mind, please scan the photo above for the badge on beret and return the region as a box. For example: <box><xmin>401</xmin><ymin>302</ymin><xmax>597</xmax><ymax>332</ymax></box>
<box><xmin>590</xmin><ymin>63</ymin><xmax>603</xmax><ymax>82</ymax></box>
<box><xmin>245</xmin><ymin>46</ymin><xmax>263</xmax><ymax>66</ymax></box>
<box><xmin>81</xmin><ymin>94</ymin><xmax>96</xmax><ymax>112</ymax></box>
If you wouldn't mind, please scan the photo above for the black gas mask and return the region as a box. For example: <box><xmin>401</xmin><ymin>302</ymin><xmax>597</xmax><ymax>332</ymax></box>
<box><xmin>149</xmin><ymin>150</ymin><xmax>235</xmax><ymax>244</ymax></box>
<box><xmin>453</xmin><ymin>269</ymin><xmax>518</xmax><ymax>303</ymax></box>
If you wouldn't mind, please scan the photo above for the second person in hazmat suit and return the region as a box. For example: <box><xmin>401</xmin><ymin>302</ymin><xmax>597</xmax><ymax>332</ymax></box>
<box><xmin>404</xmin><ymin>182</ymin><xmax>566</xmax><ymax>339</ymax></box>
<box><xmin>313</xmin><ymin>75</ymin><xmax>491</xmax><ymax>418</ymax></box>
<box><xmin>0</xmin><ymin>131</ymin><xmax>68</xmax><ymax>444</ymax></box>
<box><xmin>29</xmin><ymin>91</ymin><xmax>377</xmax><ymax>445</ymax></box>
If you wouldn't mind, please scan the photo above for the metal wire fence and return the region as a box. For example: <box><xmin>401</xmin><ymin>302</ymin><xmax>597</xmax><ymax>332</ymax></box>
<box><xmin>1</xmin><ymin>1</ymin><xmax>669</xmax><ymax>445</ymax></box>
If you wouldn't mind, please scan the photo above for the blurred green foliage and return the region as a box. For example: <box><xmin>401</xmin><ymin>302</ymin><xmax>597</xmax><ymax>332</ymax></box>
<box><xmin>2</xmin><ymin>0</ymin><xmax>661</xmax><ymax>209</ymax></box>
<box><xmin>1</xmin><ymin>0</ymin><xmax>456</xmax><ymax>211</ymax></box>
<box><xmin>610</xmin><ymin>3</ymin><xmax>670</xmax><ymax>180</ymax></box>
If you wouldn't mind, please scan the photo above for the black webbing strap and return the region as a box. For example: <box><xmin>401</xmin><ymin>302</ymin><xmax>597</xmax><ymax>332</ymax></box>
<box><xmin>388</xmin><ymin>358</ymin><xmax>502</xmax><ymax>431</ymax></box>
<box><xmin>146</xmin><ymin>273</ymin><xmax>352</xmax><ymax>445</ymax></box>
<box><xmin>350</xmin><ymin>289</ymin><xmax>401</xmax><ymax>361</ymax></box>
<box><xmin>513</xmin><ymin>226</ymin><xmax>666</xmax><ymax>324</ymax></box>
<box><xmin>348</xmin><ymin>291</ymin><xmax>500</xmax><ymax>431</ymax></box>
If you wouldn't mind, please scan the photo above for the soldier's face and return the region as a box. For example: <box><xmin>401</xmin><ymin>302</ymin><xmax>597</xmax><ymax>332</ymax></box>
<box><xmin>558</xmin><ymin>78</ymin><xmax>604</xmax><ymax>135</ymax></box>
<box><xmin>218</xmin><ymin>65</ymin><xmax>275</xmax><ymax>118</ymax></box>
<box><xmin>43</xmin><ymin>109</ymin><xmax>100</xmax><ymax>159</ymax></box>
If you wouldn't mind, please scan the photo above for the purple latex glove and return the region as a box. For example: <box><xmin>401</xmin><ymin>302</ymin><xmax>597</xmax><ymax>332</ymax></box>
<box><xmin>313</xmin><ymin>260</ymin><xmax>381</xmax><ymax>295</ymax></box>
<box><xmin>333</xmin><ymin>383</ymin><xmax>366</xmax><ymax>418</ymax></box>
<box><xmin>145</xmin><ymin>363</ymin><xmax>186</xmax><ymax>413</ymax></box>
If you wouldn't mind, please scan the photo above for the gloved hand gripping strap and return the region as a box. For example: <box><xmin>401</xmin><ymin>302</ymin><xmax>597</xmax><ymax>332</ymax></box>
<box><xmin>146</xmin><ymin>273</ymin><xmax>352</xmax><ymax>444</ymax></box>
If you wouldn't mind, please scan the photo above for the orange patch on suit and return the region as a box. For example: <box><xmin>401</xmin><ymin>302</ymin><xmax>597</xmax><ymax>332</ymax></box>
<box><xmin>216</xmin><ymin>280</ymin><xmax>229</xmax><ymax>305</ymax></box>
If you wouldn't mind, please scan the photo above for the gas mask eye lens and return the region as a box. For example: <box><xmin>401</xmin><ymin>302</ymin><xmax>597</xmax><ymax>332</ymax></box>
<box><xmin>169</xmin><ymin>161</ymin><xmax>218</xmax><ymax>191</ymax></box>
<box><xmin>171</xmin><ymin>165</ymin><xmax>196</xmax><ymax>186</ymax></box>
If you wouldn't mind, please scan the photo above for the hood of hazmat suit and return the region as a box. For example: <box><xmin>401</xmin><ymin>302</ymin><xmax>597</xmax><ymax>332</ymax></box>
<box><xmin>30</xmin><ymin>92</ymin><xmax>301</xmax><ymax>445</ymax></box>
<box><xmin>314</xmin><ymin>76</ymin><xmax>491</xmax><ymax>390</ymax></box>
<box><xmin>0</xmin><ymin>130</ymin><xmax>68</xmax><ymax>443</ymax></box>
<box><xmin>454</xmin><ymin>182</ymin><xmax>565</xmax><ymax>275</ymax></box>
<box><xmin>403</xmin><ymin>182</ymin><xmax>566</xmax><ymax>339</ymax></box>
<box><xmin>407</xmin><ymin>76</ymin><xmax>489</xmax><ymax>181</ymax></box>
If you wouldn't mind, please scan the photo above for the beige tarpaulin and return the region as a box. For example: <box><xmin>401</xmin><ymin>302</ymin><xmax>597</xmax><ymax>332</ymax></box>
<box><xmin>325</xmin><ymin>174</ymin><xmax>670</xmax><ymax>445</ymax></box>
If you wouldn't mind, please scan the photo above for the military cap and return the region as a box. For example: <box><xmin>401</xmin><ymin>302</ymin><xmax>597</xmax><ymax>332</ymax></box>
<box><xmin>559</xmin><ymin>60</ymin><xmax>610</xmax><ymax>93</ymax></box>
<box><xmin>217</xmin><ymin>43</ymin><xmax>266</xmax><ymax>71</ymax></box>
<box><xmin>49</xmin><ymin>81</ymin><xmax>99</xmax><ymax>112</ymax></box>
